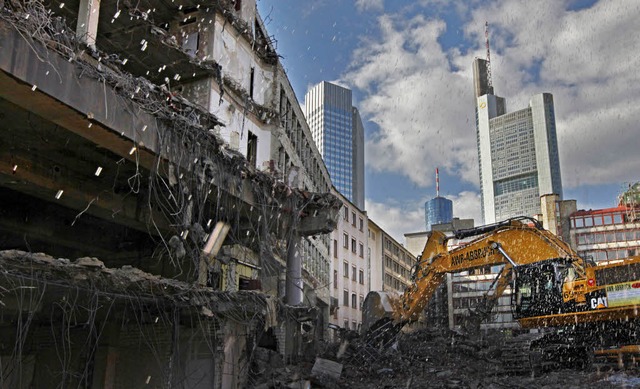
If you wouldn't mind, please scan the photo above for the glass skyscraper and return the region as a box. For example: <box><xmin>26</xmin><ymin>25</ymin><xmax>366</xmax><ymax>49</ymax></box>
<box><xmin>304</xmin><ymin>82</ymin><xmax>365</xmax><ymax>210</ymax></box>
<box><xmin>473</xmin><ymin>58</ymin><xmax>563</xmax><ymax>224</ymax></box>
<box><xmin>425</xmin><ymin>197</ymin><xmax>453</xmax><ymax>231</ymax></box>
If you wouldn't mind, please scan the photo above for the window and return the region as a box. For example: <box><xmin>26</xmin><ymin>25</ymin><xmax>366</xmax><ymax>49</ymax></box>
<box><xmin>351</xmin><ymin>238</ymin><xmax>356</xmax><ymax>253</ymax></box>
<box><xmin>351</xmin><ymin>293</ymin><xmax>357</xmax><ymax>309</ymax></box>
<box><xmin>352</xmin><ymin>265</ymin><xmax>356</xmax><ymax>281</ymax></box>
<box><xmin>594</xmin><ymin>216</ymin><xmax>603</xmax><ymax>226</ymax></box>
<box><xmin>333</xmin><ymin>239</ymin><xmax>338</xmax><ymax>258</ymax></box>
<box><xmin>249</xmin><ymin>67</ymin><xmax>255</xmax><ymax>99</ymax></box>
<box><xmin>247</xmin><ymin>131</ymin><xmax>258</xmax><ymax>166</ymax></box>
<box><xmin>343</xmin><ymin>262</ymin><xmax>349</xmax><ymax>278</ymax></box>
<box><xmin>343</xmin><ymin>290</ymin><xmax>349</xmax><ymax>306</ymax></box>
<box><xmin>343</xmin><ymin>233</ymin><xmax>348</xmax><ymax>248</ymax></box>
<box><xmin>333</xmin><ymin>270</ymin><xmax>338</xmax><ymax>289</ymax></box>
<box><xmin>233</xmin><ymin>0</ymin><xmax>242</xmax><ymax>11</ymax></box>
<box><xmin>359</xmin><ymin>243</ymin><xmax>364</xmax><ymax>258</ymax></box>
<box><xmin>359</xmin><ymin>269</ymin><xmax>364</xmax><ymax>284</ymax></box>
<box><xmin>181</xmin><ymin>31</ymin><xmax>199</xmax><ymax>57</ymax></box>
<box><xmin>343</xmin><ymin>206</ymin><xmax>349</xmax><ymax>220</ymax></box>
<box><xmin>352</xmin><ymin>212</ymin><xmax>356</xmax><ymax>226</ymax></box>
<box><xmin>359</xmin><ymin>218</ymin><xmax>364</xmax><ymax>231</ymax></box>
<box><xmin>344</xmin><ymin>320</ymin><xmax>349</xmax><ymax>329</ymax></box>
<box><xmin>359</xmin><ymin>295</ymin><xmax>364</xmax><ymax>310</ymax></box>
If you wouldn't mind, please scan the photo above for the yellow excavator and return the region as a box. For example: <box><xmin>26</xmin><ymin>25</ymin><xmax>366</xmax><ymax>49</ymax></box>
<box><xmin>361</xmin><ymin>217</ymin><xmax>640</xmax><ymax>372</ymax></box>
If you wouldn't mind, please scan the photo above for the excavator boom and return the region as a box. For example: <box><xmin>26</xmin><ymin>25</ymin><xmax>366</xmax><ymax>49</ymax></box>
<box><xmin>362</xmin><ymin>218</ymin><xmax>582</xmax><ymax>338</ymax></box>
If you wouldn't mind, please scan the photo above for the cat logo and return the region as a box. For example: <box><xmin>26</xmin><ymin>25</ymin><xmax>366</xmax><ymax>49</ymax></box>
<box><xmin>590</xmin><ymin>296</ymin><xmax>608</xmax><ymax>309</ymax></box>
<box><xmin>479</xmin><ymin>102</ymin><xmax>487</xmax><ymax>109</ymax></box>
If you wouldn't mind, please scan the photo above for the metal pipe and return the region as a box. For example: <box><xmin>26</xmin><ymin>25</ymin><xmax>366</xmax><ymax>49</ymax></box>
<box><xmin>491</xmin><ymin>242</ymin><xmax>518</xmax><ymax>268</ymax></box>
<box><xmin>286</xmin><ymin>230</ymin><xmax>303</xmax><ymax>305</ymax></box>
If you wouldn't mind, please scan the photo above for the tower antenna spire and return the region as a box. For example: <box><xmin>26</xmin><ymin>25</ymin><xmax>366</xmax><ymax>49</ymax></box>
<box><xmin>436</xmin><ymin>167</ymin><xmax>440</xmax><ymax>197</ymax></box>
<box><xmin>485</xmin><ymin>21</ymin><xmax>493</xmax><ymax>93</ymax></box>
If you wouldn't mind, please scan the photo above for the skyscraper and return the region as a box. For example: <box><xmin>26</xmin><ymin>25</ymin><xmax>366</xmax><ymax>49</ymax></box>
<box><xmin>425</xmin><ymin>168</ymin><xmax>453</xmax><ymax>230</ymax></box>
<box><xmin>305</xmin><ymin>82</ymin><xmax>365</xmax><ymax>209</ymax></box>
<box><xmin>473</xmin><ymin>58</ymin><xmax>563</xmax><ymax>224</ymax></box>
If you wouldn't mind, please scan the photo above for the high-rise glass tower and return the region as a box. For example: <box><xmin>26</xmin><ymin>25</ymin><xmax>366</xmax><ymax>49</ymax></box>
<box><xmin>473</xmin><ymin>58</ymin><xmax>563</xmax><ymax>224</ymax></box>
<box><xmin>425</xmin><ymin>197</ymin><xmax>453</xmax><ymax>231</ymax></box>
<box><xmin>305</xmin><ymin>82</ymin><xmax>365</xmax><ymax>210</ymax></box>
<box><xmin>425</xmin><ymin>168</ymin><xmax>453</xmax><ymax>230</ymax></box>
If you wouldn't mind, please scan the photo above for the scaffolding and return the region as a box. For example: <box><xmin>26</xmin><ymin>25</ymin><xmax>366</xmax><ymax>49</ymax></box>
<box><xmin>619</xmin><ymin>182</ymin><xmax>640</xmax><ymax>222</ymax></box>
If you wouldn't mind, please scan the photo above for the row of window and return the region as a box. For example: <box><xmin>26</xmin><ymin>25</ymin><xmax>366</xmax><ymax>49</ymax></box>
<box><xmin>279</xmin><ymin>90</ymin><xmax>330</xmax><ymax>193</ymax></box>
<box><xmin>572</xmin><ymin>212</ymin><xmax>626</xmax><ymax>228</ymax></box>
<box><xmin>453</xmin><ymin>312</ymin><xmax>514</xmax><ymax>327</ymax></box>
<box><xmin>384</xmin><ymin>273</ymin><xmax>407</xmax><ymax>291</ymax></box>
<box><xmin>576</xmin><ymin>230</ymin><xmax>640</xmax><ymax>245</ymax></box>
<box><xmin>334</xmin><ymin>264</ymin><xmax>365</xmax><ymax>285</ymax></box>
<box><xmin>384</xmin><ymin>255</ymin><xmax>411</xmax><ymax>280</ymax></box>
<box><xmin>580</xmin><ymin>248</ymin><xmax>638</xmax><ymax>262</ymax></box>
<box><xmin>383</xmin><ymin>240</ymin><xmax>415</xmax><ymax>266</ymax></box>
<box><xmin>339</xmin><ymin>233</ymin><xmax>364</xmax><ymax>257</ymax></box>
<box><xmin>343</xmin><ymin>206</ymin><xmax>364</xmax><ymax>231</ymax></box>
<box><xmin>342</xmin><ymin>290</ymin><xmax>364</xmax><ymax>310</ymax></box>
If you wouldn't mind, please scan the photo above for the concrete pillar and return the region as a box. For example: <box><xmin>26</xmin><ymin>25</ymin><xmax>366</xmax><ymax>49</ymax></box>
<box><xmin>285</xmin><ymin>230</ymin><xmax>303</xmax><ymax>305</ymax></box>
<box><xmin>540</xmin><ymin>194</ymin><xmax>559</xmax><ymax>235</ymax></box>
<box><xmin>76</xmin><ymin>0</ymin><xmax>101</xmax><ymax>48</ymax></box>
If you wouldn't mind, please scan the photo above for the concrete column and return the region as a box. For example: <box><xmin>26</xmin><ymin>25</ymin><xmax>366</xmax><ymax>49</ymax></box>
<box><xmin>76</xmin><ymin>0</ymin><xmax>101</xmax><ymax>48</ymax></box>
<box><xmin>286</xmin><ymin>230</ymin><xmax>303</xmax><ymax>305</ymax></box>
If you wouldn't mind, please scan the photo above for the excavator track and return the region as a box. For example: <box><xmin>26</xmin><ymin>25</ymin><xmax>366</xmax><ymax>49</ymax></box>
<box><xmin>501</xmin><ymin>333</ymin><xmax>547</xmax><ymax>375</ymax></box>
<box><xmin>502</xmin><ymin>332</ymin><xmax>593</xmax><ymax>375</ymax></box>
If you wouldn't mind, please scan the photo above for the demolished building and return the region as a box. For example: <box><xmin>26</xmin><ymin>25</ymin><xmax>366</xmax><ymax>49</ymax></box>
<box><xmin>0</xmin><ymin>1</ymin><xmax>339</xmax><ymax>387</ymax></box>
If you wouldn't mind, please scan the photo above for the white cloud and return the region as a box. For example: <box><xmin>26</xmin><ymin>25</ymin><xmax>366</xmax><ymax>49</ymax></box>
<box><xmin>344</xmin><ymin>0</ymin><xmax>640</xmax><ymax>191</ymax></box>
<box><xmin>449</xmin><ymin>190</ymin><xmax>482</xmax><ymax>224</ymax></box>
<box><xmin>344</xmin><ymin>14</ymin><xmax>478</xmax><ymax>188</ymax></box>
<box><xmin>365</xmin><ymin>197</ymin><xmax>424</xmax><ymax>243</ymax></box>
<box><xmin>355</xmin><ymin>0</ymin><xmax>384</xmax><ymax>12</ymax></box>
<box><xmin>463</xmin><ymin>0</ymin><xmax>640</xmax><ymax>188</ymax></box>
<box><xmin>365</xmin><ymin>190</ymin><xmax>482</xmax><ymax>243</ymax></box>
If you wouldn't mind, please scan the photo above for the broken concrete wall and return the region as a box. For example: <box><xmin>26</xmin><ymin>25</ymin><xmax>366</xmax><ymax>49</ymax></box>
<box><xmin>0</xmin><ymin>1</ymin><xmax>341</xmax><ymax>376</ymax></box>
<box><xmin>0</xmin><ymin>250</ymin><xmax>271</xmax><ymax>389</ymax></box>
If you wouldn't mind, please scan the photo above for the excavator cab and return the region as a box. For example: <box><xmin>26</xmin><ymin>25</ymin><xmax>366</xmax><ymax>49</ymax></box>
<box><xmin>512</xmin><ymin>260</ymin><xmax>566</xmax><ymax>319</ymax></box>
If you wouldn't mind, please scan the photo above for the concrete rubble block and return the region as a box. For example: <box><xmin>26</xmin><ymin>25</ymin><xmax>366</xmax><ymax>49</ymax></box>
<box><xmin>286</xmin><ymin>380</ymin><xmax>311</xmax><ymax>389</ymax></box>
<box><xmin>254</xmin><ymin>347</ymin><xmax>284</xmax><ymax>370</ymax></box>
<box><xmin>74</xmin><ymin>256</ymin><xmax>105</xmax><ymax>268</ymax></box>
<box><xmin>311</xmin><ymin>357</ymin><xmax>342</xmax><ymax>380</ymax></box>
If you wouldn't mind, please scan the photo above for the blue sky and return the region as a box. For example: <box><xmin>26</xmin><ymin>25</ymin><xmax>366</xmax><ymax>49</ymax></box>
<box><xmin>257</xmin><ymin>0</ymin><xmax>640</xmax><ymax>242</ymax></box>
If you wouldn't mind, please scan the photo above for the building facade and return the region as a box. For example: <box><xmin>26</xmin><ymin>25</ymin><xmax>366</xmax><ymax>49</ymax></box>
<box><xmin>176</xmin><ymin>1</ymin><xmax>341</xmax><ymax>348</ymax></box>
<box><xmin>367</xmin><ymin>226</ymin><xmax>414</xmax><ymax>295</ymax></box>
<box><xmin>473</xmin><ymin>58</ymin><xmax>563</xmax><ymax>224</ymax></box>
<box><xmin>0</xmin><ymin>1</ymin><xmax>342</xmax><ymax>386</ymax></box>
<box><xmin>305</xmin><ymin>82</ymin><xmax>365</xmax><ymax>210</ymax></box>
<box><xmin>570</xmin><ymin>206</ymin><xmax>640</xmax><ymax>264</ymax></box>
<box><xmin>330</xmin><ymin>192</ymin><xmax>369</xmax><ymax>335</ymax></box>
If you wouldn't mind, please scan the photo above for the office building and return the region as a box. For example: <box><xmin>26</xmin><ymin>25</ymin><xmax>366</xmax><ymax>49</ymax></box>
<box><xmin>329</xmin><ymin>191</ymin><xmax>368</xmax><ymax>336</ymax></box>
<box><xmin>569</xmin><ymin>184</ymin><xmax>640</xmax><ymax>263</ymax></box>
<box><xmin>473</xmin><ymin>58</ymin><xmax>563</xmax><ymax>224</ymax></box>
<box><xmin>425</xmin><ymin>168</ymin><xmax>453</xmax><ymax>230</ymax></box>
<box><xmin>305</xmin><ymin>82</ymin><xmax>365</xmax><ymax>210</ymax></box>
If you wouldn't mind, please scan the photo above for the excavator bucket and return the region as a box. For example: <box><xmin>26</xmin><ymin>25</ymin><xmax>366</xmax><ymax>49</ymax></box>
<box><xmin>361</xmin><ymin>291</ymin><xmax>404</xmax><ymax>345</ymax></box>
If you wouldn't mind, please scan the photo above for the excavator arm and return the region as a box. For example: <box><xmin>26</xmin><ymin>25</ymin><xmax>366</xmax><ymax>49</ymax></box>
<box><xmin>361</xmin><ymin>218</ymin><xmax>583</xmax><ymax>341</ymax></box>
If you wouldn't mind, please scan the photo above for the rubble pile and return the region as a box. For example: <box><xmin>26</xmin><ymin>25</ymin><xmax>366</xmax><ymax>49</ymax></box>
<box><xmin>250</xmin><ymin>328</ymin><xmax>640</xmax><ymax>388</ymax></box>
